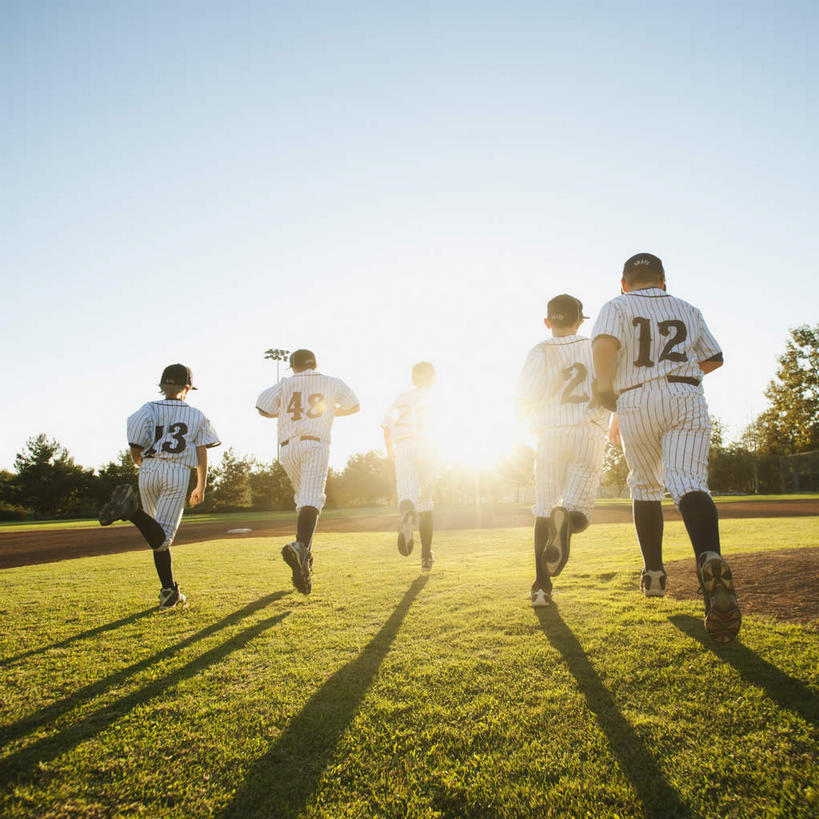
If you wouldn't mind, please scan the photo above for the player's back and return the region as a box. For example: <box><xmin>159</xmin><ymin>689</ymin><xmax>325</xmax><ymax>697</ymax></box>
<box><xmin>518</xmin><ymin>335</ymin><xmax>608</xmax><ymax>430</ymax></box>
<box><xmin>383</xmin><ymin>387</ymin><xmax>433</xmax><ymax>441</ymax></box>
<box><xmin>127</xmin><ymin>400</ymin><xmax>218</xmax><ymax>469</ymax></box>
<box><xmin>267</xmin><ymin>371</ymin><xmax>357</xmax><ymax>442</ymax></box>
<box><xmin>593</xmin><ymin>288</ymin><xmax>720</xmax><ymax>391</ymax></box>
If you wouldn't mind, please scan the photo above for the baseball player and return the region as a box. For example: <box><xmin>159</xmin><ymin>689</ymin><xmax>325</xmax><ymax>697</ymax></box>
<box><xmin>517</xmin><ymin>295</ymin><xmax>610</xmax><ymax>607</ymax></box>
<box><xmin>591</xmin><ymin>252</ymin><xmax>741</xmax><ymax>643</ymax></box>
<box><xmin>98</xmin><ymin>364</ymin><xmax>220</xmax><ymax>608</ymax></box>
<box><xmin>382</xmin><ymin>361</ymin><xmax>440</xmax><ymax>571</ymax></box>
<box><xmin>256</xmin><ymin>349</ymin><xmax>359</xmax><ymax>595</ymax></box>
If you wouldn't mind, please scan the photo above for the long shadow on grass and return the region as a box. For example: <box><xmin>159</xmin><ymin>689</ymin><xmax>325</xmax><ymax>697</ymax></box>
<box><xmin>1</xmin><ymin>591</ymin><xmax>288</xmax><ymax>749</ymax></box>
<box><xmin>669</xmin><ymin>614</ymin><xmax>818</xmax><ymax>728</ymax></box>
<box><xmin>0</xmin><ymin>607</ymin><xmax>291</xmax><ymax>784</ymax></box>
<box><xmin>536</xmin><ymin>607</ymin><xmax>691</xmax><ymax>818</ymax></box>
<box><xmin>0</xmin><ymin>607</ymin><xmax>157</xmax><ymax>669</ymax></box>
<box><xmin>218</xmin><ymin>574</ymin><xmax>429</xmax><ymax>819</ymax></box>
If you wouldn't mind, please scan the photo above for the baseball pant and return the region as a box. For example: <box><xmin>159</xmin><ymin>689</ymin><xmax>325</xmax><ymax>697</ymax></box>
<box><xmin>138</xmin><ymin>458</ymin><xmax>190</xmax><ymax>550</ymax></box>
<box><xmin>394</xmin><ymin>439</ymin><xmax>439</xmax><ymax>513</ymax></box>
<box><xmin>534</xmin><ymin>423</ymin><xmax>606</xmax><ymax>519</ymax></box>
<box><xmin>616</xmin><ymin>382</ymin><xmax>711</xmax><ymax>504</ymax></box>
<box><xmin>280</xmin><ymin>439</ymin><xmax>331</xmax><ymax>511</ymax></box>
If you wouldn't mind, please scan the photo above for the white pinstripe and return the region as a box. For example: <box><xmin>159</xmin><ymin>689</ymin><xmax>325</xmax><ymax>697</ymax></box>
<box><xmin>517</xmin><ymin>334</ymin><xmax>609</xmax><ymax>520</ymax></box>
<box><xmin>279</xmin><ymin>439</ymin><xmax>331</xmax><ymax>511</ymax></box>
<box><xmin>138</xmin><ymin>459</ymin><xmax>190</xmax><ymax>548</ymax></box>
<box><xmin>383</xmin><ymin>386</ymin><xmax>439</xmax><ymax>513</ymax></box>
<box><xmin>257</xmin><ymin>369</ymin><xmax>358</xmax><ymax>512</ymax></box>
<box><xmin>591</xmin><ymin>287</ymin><xmax>719</xmax><ymax>505</ymax></box>
<box><xmin>127</xmin><ymin>399</ymin><xmax>220</xmax><ymax>549</ymax></box>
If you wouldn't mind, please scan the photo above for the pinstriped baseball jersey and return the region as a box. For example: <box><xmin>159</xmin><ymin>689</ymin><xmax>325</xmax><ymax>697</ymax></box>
<box><xmin>256</xmin><ymin>370</ymin><xmax>359</xmax><ymax>444</ymax></box>
<box><xmin>127</xmin><ymin>400</ymin><xmax>220</xmax><ymax>468</ymax></box>
<box><xmin>382</xmin><ymin>386</ymin><xmax>433</xmax><ymax>442</ymax></box>
<box><xmin>590</xmin><ymin>288</ymin><xmax>721</xmax><ymax>392</ymax></box>
<box><xmin>517</xmin><ymin>335</ymin><xmax>610</xmax><ymax>431</ymax></box>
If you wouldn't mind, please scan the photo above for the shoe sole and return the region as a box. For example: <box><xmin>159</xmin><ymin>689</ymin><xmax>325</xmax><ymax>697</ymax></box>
<box><xmin>99</xmin><ymin>486</ymin><xmax>136</xmax><ymax>526</ymax></box>
<box><xmin>641</xmin><ymin>571</ymin><xmax>667</xmax><ymax>598</ymax></box>
<box><xmin>530</xmin><ymin>592</ymin><xmax>551</xmax><ymax>608</ymax></box>
<box><xmin>701</xmin><ymin>556</ymin><xmax>741</xmax><ymax>643</ymax></box>
<box><xmin>281</xmin><ymin>543</ymin><xmax>311</xmax><ymax>595</ymax></box>
<box><xmin>398</xmin><ymin>513</ymin><xmax>415</xmax><ymax>556</ymax></box>
<box><xmin>159</xmin><ymin>591</ymin><xmax>186</xmax><ymax>609</ymax></box>
<box><xmin>545</xmin><ymin>508</ymin><xmax>570</xmax><ymax>577</ymax></box>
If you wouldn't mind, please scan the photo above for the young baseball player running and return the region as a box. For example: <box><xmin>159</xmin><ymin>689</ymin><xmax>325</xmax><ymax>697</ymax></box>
<box><xmin>99</xmin><ymin>364</ymin><xmax>220</xmax><ymax>608</ymax></box>
<box><xmin>517</xmin><ymin>295</ymin><xmax>610</xmax><ymax>607</ymax></box>
<box><xmin>256</xmin><ymin>349</ymin><xmax>360</xmax><ymax>595</ymax></box>
<box><xmin>382</xmin><ymin>361</ymin><xmax>440</xmax><ymax>571</ymax></box>
<box><xmin>591</xmin><ymin>253</ymin><xmax>741</xmax><ymax>643</ymax></box>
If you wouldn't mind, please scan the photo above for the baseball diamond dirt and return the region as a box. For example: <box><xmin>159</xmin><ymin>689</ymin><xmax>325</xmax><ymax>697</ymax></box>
<box><xmin>1</xmin><ymin>500</ymin><xmax>816</xmax><ymax>627</ymax></box>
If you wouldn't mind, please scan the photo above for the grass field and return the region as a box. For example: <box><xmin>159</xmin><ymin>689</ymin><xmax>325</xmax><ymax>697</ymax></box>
<box><xmin>1</xmin><ymin>517</ymin><xmax>817</xmax><ymax>818</ymax></box>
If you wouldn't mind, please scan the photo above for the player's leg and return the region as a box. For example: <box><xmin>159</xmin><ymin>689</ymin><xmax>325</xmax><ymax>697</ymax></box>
<box><xmin>532</xmin><ymin>432</ymin><xmax>561</xmax><ymax>604</ymax></box>
<box><xmin>281</xmin><ymin>442</ymin><xmax>330</xmax><ymax>595</ymax></box>
<box><xmin>149</xmin><ymin>463</ymin><xmax>189</xmax><ymax>608</ymax></box>
<box><xmin>416</xmin><ymin>443</ymin><xmax>439</xmax><ymax>570</ymax></box>
<box><xmin>99</xmin><ymin>478</ymin><xmax>166</xmax><ymax>550</ymax></box>
<box><xmin>555</xmin><ymin>425</ymin><xmax>606</xmax><ymax>578</ymax></box>
<box><xmin>394</xmin><ymin>442</ymin><xmax>419</xmax><ymax>557</ymax></box>
<box><xmin>617</xmin><ymin>391</ymin><xmax>667</xmax><ymax>596</ymax></box>
<box><xmin>664</xmin><ymin>391</ymin><xmax>740</xmax><ymax>641</ymax></box>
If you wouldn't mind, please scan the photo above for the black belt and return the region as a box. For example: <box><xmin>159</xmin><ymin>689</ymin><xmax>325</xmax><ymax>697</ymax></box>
<box><xmin>620</xmin><ymin>375</ymin><xmax>701</xmax><ymax>394</ymax></box>
<box><xmin>280</xmin><ymin>435</ymin><xmax>322</xmax><ymax>447</ymax></box>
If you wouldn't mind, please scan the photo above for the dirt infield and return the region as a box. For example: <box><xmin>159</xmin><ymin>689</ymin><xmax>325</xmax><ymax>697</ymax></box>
<box><xmin>1</xmin><ymin>500</ymin><xmax>816</xmax><ymax>628</ymax></box>
<box><xmin>666</xmin><ymin>548</ymin><xmax>818</xmax><ymax>629</ymax></box>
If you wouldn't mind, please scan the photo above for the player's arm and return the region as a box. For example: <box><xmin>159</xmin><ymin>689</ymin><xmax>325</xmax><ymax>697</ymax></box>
<box><xmin>592</xmin><ymin>334</ymin><xmax>621</xmax><ymax>412</ymax></box>
<box><xmin>257</xmin><ymin>408</ymin><xmax>278</xmax><ymax>418</ymax></box>
<box><xmin>698</xmin><ymin>352</ymin><xmax>724</xmax><ymax>375</ymax></box>
<box><xmin>335</xmin><ymin>382</ymin><xmax>360</xmax><ymax>416</ymax></box>
<box><xmin>383</xmin><ymin>426</ymin><xmax>394</xmax><ymax>459</ymax></box>
<box><xmin>335</xmin><ymin>403</ymin><xmax>360</xmax><ymax>417</ymax></box>
<box><xmin>189</xmin><ymin>446</ymin><xmax>208</xmax><ymax>506</ymax></box>
<box><xmin>129</xmin><ymin>445</ymin><xmax>144</xmax><ymax>466</ymax></box>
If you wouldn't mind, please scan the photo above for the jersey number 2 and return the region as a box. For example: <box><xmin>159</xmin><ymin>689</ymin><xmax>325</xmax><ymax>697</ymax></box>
<box><xmin>560</xmin><ymin>363</ymin><xmax>589</xmax><ymax>404</ymax></box>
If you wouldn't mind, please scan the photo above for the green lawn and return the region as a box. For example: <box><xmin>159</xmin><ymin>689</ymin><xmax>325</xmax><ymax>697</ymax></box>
<box><xmin>1</xmin><ymin>518</ymin><xmax>817</xmax><ymax>817</ymax></box>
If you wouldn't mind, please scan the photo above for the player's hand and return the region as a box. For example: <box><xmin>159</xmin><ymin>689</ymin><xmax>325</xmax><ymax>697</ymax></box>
<box><xmin>189</xmin><ymin>487</ymin><xmax>205</xmax><ymax>506</ymax></box>
<box><xmin>592</xmin><ymin>380</ymin><xmax>618</xmax><ymax>413</ymax></box>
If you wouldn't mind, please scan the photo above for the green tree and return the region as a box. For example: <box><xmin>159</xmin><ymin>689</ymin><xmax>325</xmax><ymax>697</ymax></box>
<box><xmin>210</xmin><ymin>448</ymin><xmax>253</xmax><ymax>511</ymax></box>
<box><xmin>13</xmin><ymin>434</ymin><xmax>92</xmax><ymax>518</ymax></box>
<box><xmin>249</xmin><ymin>460</ymin><xmax>293</xmax><ymax>511</ymax></box>
<box><xmin>329</xmin><ymin>451</ymin><xmax>393</xmax><ymax>507</ymax></box>
<box><xmin>600</xmin><ymin>441</ymin><xmax>629</xmax><ymax>497</ymax></box>
<box><xmin>754</xmin><ymin>325</ymin><xmax>819</xmax><ymax>454</ymax></box>
<box><xmin>92</xmin><ymin>450</ymin><xmax>139</xmax><ymax>507</ymax></box>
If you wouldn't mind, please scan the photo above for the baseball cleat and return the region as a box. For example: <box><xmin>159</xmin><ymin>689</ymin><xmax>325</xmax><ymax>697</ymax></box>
<box><xmin>282</xmin><ymin>541</ymin><xmax>313</xmax><ymax>595</ymax></box>
<box><xmin>543</xmin><ymin>507</ymin><xmax>571</xmax><ymax>577</ymax></box>
<box><xmin>698</xmin><ymin>551</ymin><xmax>741</xmax><ymax>643</ymax></box>
<box><xmin>421</xmin><ymin>551</ymin><xmax>434</xmax><ymax>571</ymax></box>
<box><xmin>158</xmin><ymin>583</ymin><xmax>186</xmax><ymax>609</ymax></box>
<box><xmin>397</xmin><ymin>510</ymin><xmax>416</xmax><ymax>556</ymax></box>
<box><xmin>530</xmin><ymin>583</ymin><xmax>551</xmax><ymax>608</ymax></box>
<box><xmin>99</xmin><ymin>484</ymin><xmax>138</xmax><ymax>526</ymax></box>
<box><xmin>640</xmin><ymin>568</ymin><xmax>668</xmax><ymax>597</ymax></box>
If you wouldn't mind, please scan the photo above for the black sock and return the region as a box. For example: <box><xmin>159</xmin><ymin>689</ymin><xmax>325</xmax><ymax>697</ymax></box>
<box><xmin>419</xmin><ymin>511</ymin><xmax>433</xmax><ymax>557</ymax></box>
<box><xmin>130</xmin><ymin>509</ymin><xmax>167</xmax><ymax>550</ymax></box>
<box><xmin>153</xmin><ymin>549</ymin><xmax>174</xmax><ymax>588</ymax></box>
<box><xmin>296</xmin><ymin>506</ymin><xmax>320</xmax><ymax>549</ymax></box>
<box><xmin>633</xmin><ymin>500</ymin><xmax>664</xmax><ymax>571</ymax></box>
<box><xmin>569</xmin><ymin>511</ymin><xmax>589</xmax><ymax>533</ymax></box>
<box><xmin>678</xmin><ymin>491</ymin><xmax>720</xmax><ymax>560</ymax></box>
<box><xmin>399</xmin><ymin>498</ymin><xmax>415</xmax><ymax>517</ymax></box>
<box><xmin>534</xmin><ymin>517</ymin><xmax>551</xmax><ymax>587</ymax></box>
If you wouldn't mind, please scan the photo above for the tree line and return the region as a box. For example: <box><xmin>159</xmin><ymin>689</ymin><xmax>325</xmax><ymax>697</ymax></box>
<box><xmin>1</xmin><ymin>326</ymin><xmax>816</xmax><ymax>520</ymax></box>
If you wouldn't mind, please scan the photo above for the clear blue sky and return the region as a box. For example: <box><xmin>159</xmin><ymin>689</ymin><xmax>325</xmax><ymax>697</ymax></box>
<box><xmin>2</xmin><ymin>1</ymin><xmax>817</xmax><ymax>472</ymax></box>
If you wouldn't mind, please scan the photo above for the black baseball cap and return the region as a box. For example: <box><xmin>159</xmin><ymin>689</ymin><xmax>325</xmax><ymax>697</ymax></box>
<box><xmin>623</xmin><ymin>252</ymin><xmax>664</xmax><ymax>279</ymax></box>
<box><xmin>289</xmin><ymin>349</ymin><xmax>317</xmax><ymax>369</ymax></box>
<box><xmin>160</xmin><ymin>363</ymin><xmax>196</xmax><ymax>389</ymax></box>
<box><xmin>547</xmin><ymin>294</ymin><xmax>588</xmax><ymax>326</ymax></box>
